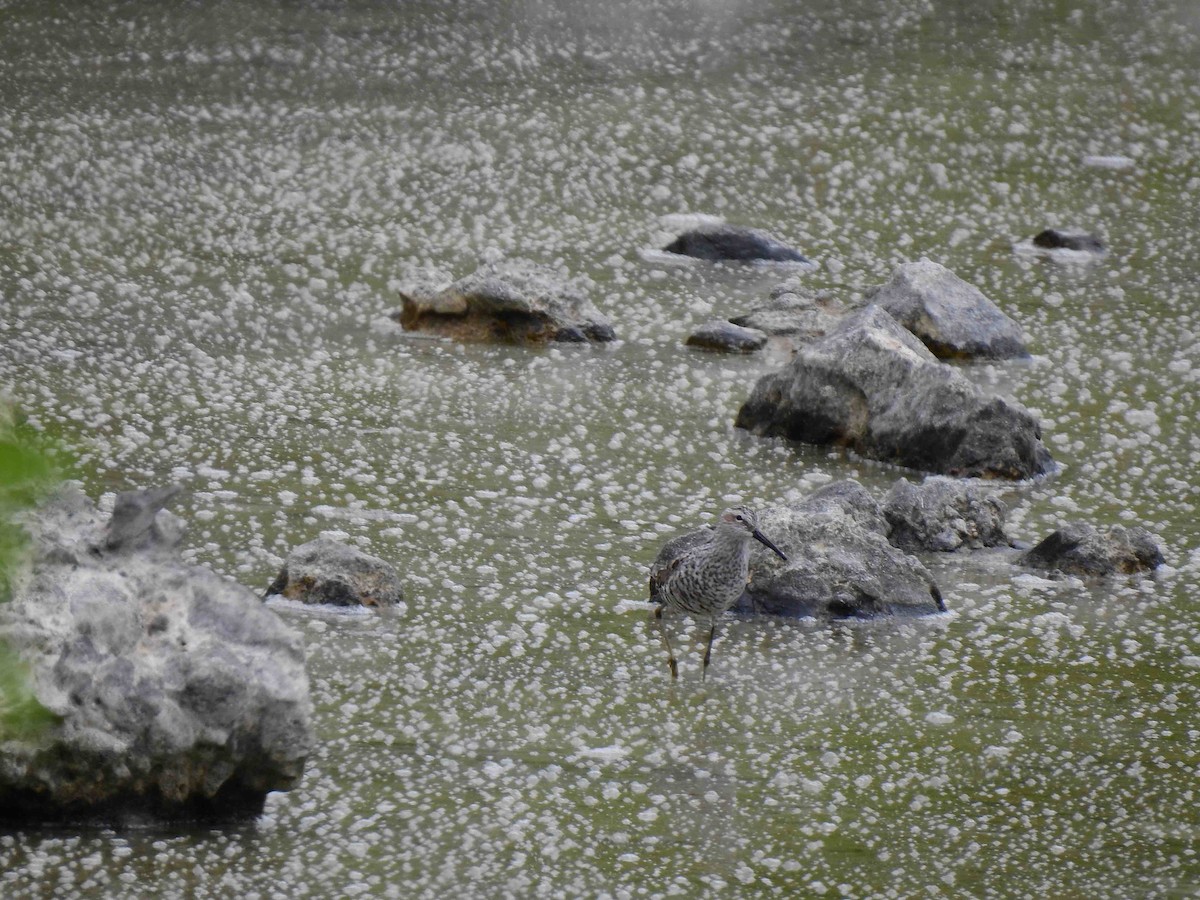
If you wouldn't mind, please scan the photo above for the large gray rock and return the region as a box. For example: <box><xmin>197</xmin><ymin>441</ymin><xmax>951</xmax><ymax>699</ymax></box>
<box><xmin>0</xmin><ymin>484</ymin><xmax>314</xmax><ymax>823</ymax></box>
<box><xmin>864</xmin><ymin>259</ymin><xmax>1028</xmax><ymax>359</ymax></box>
<box><xmin>393</xmin><ymin>260</ymin><xmax>616</xmax><ymax>344</ymax></box>
<box><xmin>662</xmin><ymin>224</ymin><xmax>810</xmax><ymax>263</ymax></box>
<box><xmin>1019</xmin><ymin>523</ymin><xmax>1163</xmax><ymax>577</ymax></box>
<box><xmin>883</xmin><ymin>477</ymin><xmax>1011</xmax><ymax>552</ymax></box>
<box><xmin>650</xmin><ymin>482</ymin><xmax>945</xmax><ymax>619</ymax></box>
<box><xmin>266</xmin><ymin>536</ymin><xmax>405</xmax><ymax>608</ymax></box>
<box><xmin>735</xmin><ymin>305</ymin><xmax>1054</xmax><ymax>479</ymax></box>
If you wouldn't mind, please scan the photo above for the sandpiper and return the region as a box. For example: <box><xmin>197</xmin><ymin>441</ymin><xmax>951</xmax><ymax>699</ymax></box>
<box><xmin>649</xmin><ymin>506</ymin><xmax>787</xmax><ymax>680</ymax></box>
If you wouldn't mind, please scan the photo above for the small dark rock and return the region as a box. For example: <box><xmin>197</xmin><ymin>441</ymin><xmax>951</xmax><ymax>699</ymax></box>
<box><xmin>1031</xmin><ymin>229</ymin><xmax>1105</xmax><ymax>254</ymax></box>
<box><xmin>883</xmin><ymin>477</ymin><xmax>1010</xmax><ymax>552</ymax></box>
<box><xmin>1019</xmin><ymin>523</ymin><xmax>1163</xmax><ymax>577</ymax></box>
<box><xmin>663</xmin><ymin>224</ymin><xmax>810</xmax><ymax>263</ymax></box>
<box><xmin>685</xmin><ymin>320</ymin><xmax>768</xmax><ymax>352</ymax></box>
<box><xmin>266</xmin><ymin>536</ymin><xmax>405</xmax><ymax>608</ymax></box>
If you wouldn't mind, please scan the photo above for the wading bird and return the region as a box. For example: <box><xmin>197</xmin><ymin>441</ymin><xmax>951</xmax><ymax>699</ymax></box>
<box><xmin>649</xmin><ymin>507</ymin><xmax>787</xmax><ymax>680</ymax></box>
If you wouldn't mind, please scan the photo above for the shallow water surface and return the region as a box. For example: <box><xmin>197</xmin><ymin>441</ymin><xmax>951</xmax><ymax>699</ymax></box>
<box><xmin>1</xmin><ymin>0</ymin><xmax>1199</xmax><ymax>897</ymax></box>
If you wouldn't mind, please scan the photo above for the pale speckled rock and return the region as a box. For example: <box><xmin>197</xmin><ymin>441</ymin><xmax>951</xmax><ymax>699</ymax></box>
<box><xmin>104</xmin><ymin>484</ymin><xmax>183</xmax><ymax>552</ymax></box>
<box><xmin>0</xmin><ymin>484</ymin><xmax>314</xmax><ymax>823</ymax></box>
<box><xmin>729</xmin><ymin>283</ymin><xmax>847</xmax><ymax>343</ymax></box>
<box><xmin>883</xmin><ymin>477</ymin><xmax>1011</xmax><ymax>552</ymax></box>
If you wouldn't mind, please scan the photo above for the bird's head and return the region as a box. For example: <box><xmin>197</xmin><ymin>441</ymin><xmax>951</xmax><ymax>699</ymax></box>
<box><xmin>718</xmin><ymin>507</ymin><xmax>788</xmax><ymax>560</ymax></box>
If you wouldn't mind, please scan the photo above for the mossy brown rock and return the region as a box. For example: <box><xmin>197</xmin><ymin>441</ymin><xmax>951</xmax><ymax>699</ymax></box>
<box><xmin>394</xmin><ymin>260</ymin><xmax>616</xmax><ymax>345</ymax></box>
<box><xmin>266</xmin><ymin>536</ymin><xmax>405</xmax><ymax>608</ymax></box>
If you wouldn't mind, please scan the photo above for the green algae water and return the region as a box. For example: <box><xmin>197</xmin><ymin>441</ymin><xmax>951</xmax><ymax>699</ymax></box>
<box><xmin>2</xmin><ymin>1</ymin><xmax>1199</xmax><ymax>896</ymax></box>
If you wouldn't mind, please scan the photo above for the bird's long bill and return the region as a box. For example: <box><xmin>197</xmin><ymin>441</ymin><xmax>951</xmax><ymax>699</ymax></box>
<box><xmin>753</xmin><ymin>529</ymin><xmax>788</xmax><ymax>561</ymax></box>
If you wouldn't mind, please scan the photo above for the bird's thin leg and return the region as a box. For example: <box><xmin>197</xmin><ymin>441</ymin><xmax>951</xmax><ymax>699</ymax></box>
<box><xmin>655</xmin><ymin>606</ymin><xmax>678</xmax><ymax>679</ymax></box>
<box><xmin>701</xmin><ymin>619</ymin><xmax>717</xmax><ymax>682</ymax></box>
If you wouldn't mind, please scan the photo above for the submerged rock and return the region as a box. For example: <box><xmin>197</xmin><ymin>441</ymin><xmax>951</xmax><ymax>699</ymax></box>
<box><xmin>650</xmin><ymin>482</ymin><xmax>945</xmax><ymax>620</ymax></box>
<box><xmin>883</xmin><ymin>477</ymin><xmax>1010</xmax><ymax>552</ymax></box>
<box><xmin>393</xmin><ymin>260</ymin><xmax>616</xmax><ymax>344</ymax></box>
<box><xmin>685</xmin><ymin>320</ymin><xmax>768</xmax><ymax>352</ymax></box>
<box><xmin>865</xmin><ymin>259</ymin><xmax>1029</xmax><ymax>360</ymax></box>
<box><xmin>1019</xmin><ymin>523</ymin><xmax>1163</xmax><ymax>577</ymax></box>
<box><xmin>266</xmin><ymin>536</ymin><xmax>405</xmax><ymax>608</ymax></box>
<box><xmin>662</xmin><ymin>224</ymin><xmax>810</xmax><ymax>263</ymax></box>
<box><xmin>0</xmin><ymin>484</ymin><xmax>314</xmax><ymax>823</ymax></box>
<box><xmin>735</xmin><ymin>306</ymin><xmax>1054</xmax><ymax>479</ymax></box>
<box><xmin>1031</xmin><ymin>228</ymin><xmax>1105</xmax><ymax>254</ymax></box>
<box><xmin>729</xmin><ymin>283</ymin><xmax>847</xmax><ymax>343</ymax></box>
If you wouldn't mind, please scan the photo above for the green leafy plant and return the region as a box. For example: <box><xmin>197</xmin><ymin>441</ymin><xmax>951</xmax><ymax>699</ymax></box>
<box><xmin>0</xmin><ymin>405</ymin><xmax>63</xmax><ymax>739</ymax></box>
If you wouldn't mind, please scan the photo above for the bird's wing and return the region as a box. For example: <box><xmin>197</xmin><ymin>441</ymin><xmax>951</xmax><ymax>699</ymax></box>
<box><xmin>649</xmin><ymin>555</ymin><xmax>683</xmax><ymax>603</ymax></box>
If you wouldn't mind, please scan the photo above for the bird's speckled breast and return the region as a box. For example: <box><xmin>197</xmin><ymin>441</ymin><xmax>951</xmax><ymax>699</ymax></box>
<box><xmin>659</xmin><ymin>531</ymin><xmax>752</xmax><ymax>618</ymax></box>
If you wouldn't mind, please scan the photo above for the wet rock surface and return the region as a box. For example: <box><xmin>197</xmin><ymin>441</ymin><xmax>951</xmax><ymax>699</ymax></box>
<box><xmin>728</xmin><ymin>283</ymin><xmax>848</xmax><ymax>342</ymax></box>
<box><xmin>662</xmin><ymin>224</ymin><xmax>810</xmax><ymax>263</ymax></box>
<box><xmin>735</xmin><ymin>306</ymin><xmax>1055</xmax><ymax>479</ymax></box>
<box><xmin>651</xmin><ymin>482</ymin><xmax>945</xmax><ymax>620</ymax></box>
<box><xmin>266</xmin><ymin>536</ymin><xmax>406</xmax><ymax>608</ymax></box>
<box><xmin>865</xmin><ymin>259</ymin><xmax>1029</xmax><ymax>360</ymax></box>
<box><xmin>883</xmin><ymin>477</ymin><xmax>1011</xmax><ymax>552</ymax></box>
<box><xmin>0</xmin><ymin>485</ymin><xmax>314</xmax><ymax>823</ymax></box>
<box><xmin>685</xmin><ymin>320</ymin><xmax>768</xmax><ymax>352</ymax></box>
<box><xmin>394</xmin><ymin>260</ymin><xmax>616</xmax><ymax>344</ymax></box>
<box><xmin>1019</xmin><ymin>522</ymin><xmax>1164</xmax><ymax>577</ymax></box>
